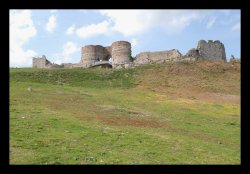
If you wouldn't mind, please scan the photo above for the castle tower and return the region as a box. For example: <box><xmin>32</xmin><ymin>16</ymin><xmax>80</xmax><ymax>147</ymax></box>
<box><xmin>81</xmin><ymin>45</ymin><xmax>113</xmax><ymax>67</ymax></box>
<box><xmin>197</xmin><ymin>40</ymin><xmax>226</xmax><ymax>61</ymax></box>
<box><xmin>81</xmin><ymin>45</ymin><xmax>97</xmax><ymax>67</ymax></box>
<box><xmin>111</xmin><ymin>41</ymin><xmax>131</xmax><ymax>68</ymax></box>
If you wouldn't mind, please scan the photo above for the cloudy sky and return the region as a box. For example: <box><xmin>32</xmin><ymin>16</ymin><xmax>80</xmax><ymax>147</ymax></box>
<box><xmin>9</xmin><ymin>10</ymin><xmax>240</xmax><ymax>67</ymax></box>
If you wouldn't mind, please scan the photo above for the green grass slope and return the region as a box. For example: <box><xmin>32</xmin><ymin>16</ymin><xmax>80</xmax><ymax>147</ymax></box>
<box><xmin>10</xmin><ymin>61</ymin><xmax>240</xmax><ymax>164</ymax></box>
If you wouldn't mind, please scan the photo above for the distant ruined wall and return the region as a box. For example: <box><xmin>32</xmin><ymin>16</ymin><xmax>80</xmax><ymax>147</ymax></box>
<box><xmin>60</xmin><ymin>63</ymin><xmax>83</xmax><ymax>68</ymax></box>
<box><xmin>34</xmin><ymin>39</ymin><xmax>228</xmax><ymax>69</ymax></box>
<box><xmin>184</xmin><ymin>40</ymin><xmax>226</xmax><ymax>61</ymax></box>
<box><xmin>32</xmin><ymin>55</ymin><xmax>51</xmax><ymax>68</ymax></box>
<box><xmin>197</xmin><ymin>40</ymin><xmax>226</xmax><ymax>61</ymax></box>
<box><xmin>134</xmin><ymin>49</ymin><xmax>182</xmax><ymax>65</ymax></box>
<box><xmin>80</xmin><ymin>39</ymin><xmax>227</xmax><ymax>69</ymax></box>
<box><xmin>33</xmin><ymin>55</ymin><xmax>68</xmax><ymax>68</ymax></box>
<box><xmin>134</xmin><ymin>40</ymin><xmax>226</xmax><ymax>66</ymax></box>
<box><xmin>184</xmin><ymin>48</ymin><xmax>200</xmax><ymax>59</ymax></box>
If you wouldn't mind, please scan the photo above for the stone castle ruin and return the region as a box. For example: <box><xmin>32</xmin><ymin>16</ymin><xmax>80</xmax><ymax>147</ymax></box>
<box><xmin>81</xmin><ymin>41</ymin><xmax>132</xmax><ymax>68</ymax></box>
<box><xmin>32</xmin><ymin>40</ymin><xmax>229</xmax><ymax>69</ymax></box>
<box><xmin>33</xmin><ymin>55</ymin><xmax>63</xmax><ymax>68</ymax></box>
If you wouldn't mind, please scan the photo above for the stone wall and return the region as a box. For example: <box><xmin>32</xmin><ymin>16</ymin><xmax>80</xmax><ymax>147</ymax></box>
<box><xmin>61</xmin><ymin>63</ymin><xmax>83</xmax><ymax>68</ymax></box>
<box><xmin>33</xmin><ymin>55</ymin><xmax>69</xmax><ymax>68</ymax></box>
<box><xmin>184</xmin><ymin>48</ymin><xmax>200</xmax><ymax>59</ymax></box>
<box><xmin>104</xmin><ymin>46</ymin><xmax>112</xmax><ymax>59</ymax></box>
<box><xmin>33</xmin><ymin>39</ymin><xmax>228</xmax><ymax>69</ymax></box>
<box><xmin>81</xmin><ymin>41</ymin><xmax>131</xmax><ymax>68</ymax></box>
<box><xmin>197</xmin><ymin>40</ymin><xmax>226</xmax><ymax>61</ymax></box>
<box><xmin>134</xmin><ymin>49</ymin><xmax>182</xmax><ymax>65</ymax></box>
<box><xmin>32</xmin><ymin>55</ymin><xmax>52</xmax><ymax>68</ymax></box>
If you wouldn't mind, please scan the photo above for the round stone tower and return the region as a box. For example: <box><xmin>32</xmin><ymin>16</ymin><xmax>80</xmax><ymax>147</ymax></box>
<box><xmin>111</xmin><ymin>41</ymin><xmax>131</xmax><ymax>68</ymax></box>
<box><xmin>81</xmin><ymin>45</ymin><xmax>96</xmax><ymax>67</ymax></box>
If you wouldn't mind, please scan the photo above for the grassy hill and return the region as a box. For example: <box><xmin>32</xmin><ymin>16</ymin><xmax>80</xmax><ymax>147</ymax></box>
<box><xmin>10</xmin><ymin>60</ymin><xmax>240</xmax><ymax>164</ymax></box>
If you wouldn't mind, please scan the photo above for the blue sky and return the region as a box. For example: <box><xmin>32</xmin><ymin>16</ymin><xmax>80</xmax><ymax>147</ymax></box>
<box><xmin>10</xmin><ymin>10</ymin><xmax>240</xmax><ymax>67</ymax></box>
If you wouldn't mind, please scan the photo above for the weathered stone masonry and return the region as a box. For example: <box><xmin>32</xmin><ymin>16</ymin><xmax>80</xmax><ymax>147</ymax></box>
<box><xmin>80</xmin><ymin>41</ymin><xmax>132</xmax><ymax>68</ymax></box>
<box><xmin>32</xmin><ymin>40</ymin><xmax>228</xmax><ymax>69</ymax></box>
<box><xmin>32</xmin><ymin>55</ymin><xmax>49</xmax><ymax>68</ymax></box>
<box><xmin>196</xmin><ymin>40</ymin><xmax>226</xmax><ymax>61</ymax></box>
<box><xmin>32</xmin><ymin>55</ymin><xmax>62</xmax><ymax>68</ymax></box>
<box><xmin>81</xmin><ymin>45</ymin><xmax>111</xmax><ymax>67</ymax></box>
<box><xmin>134</xmin><ymin>49</ymin><xmax>182</xmax><ymax>66</ymax></box>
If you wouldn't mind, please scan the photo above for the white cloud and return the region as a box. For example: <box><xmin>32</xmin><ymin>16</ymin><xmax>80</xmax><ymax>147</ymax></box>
<box><xmin>72</xmin><ymin>10</ymin><xmax>216</xmax><ymax>39</ymax></box>
<box><xmin>131</xmin><ymin>38</ymin><xmax>138</xmax><ymax>47</ymax></box>
<box><xmin>76</xmin><ymin>20</ymin><xmax>110</xmax><ymax>38</ymax></box>
<box><xmin>65</xmin><ymin>25</ymin><xmax>75</xmax><ymax>35</ymax></box>
<box><xmin>54</xmin><ymin>42</ymin><xmax>79</xmax><ymax>64</ymax></box>
<box><xmin>99</xmin><ymin>10</ymin><xmax>151</xmax><ymax>36</ymax></box>
<box><xmin>46</xmin><ymin>15</ymin><xmax>57</xmax><ymax>32</ymax></box>
<box><xmin>10</xmin><ymin>10</ymin><xmax>37</xmax><ymax>67</ymax></box>
<box><xmin>10</xmin><ymin>48</ymin><xmax>37</xmax><ymax>67</ymax></box>
<box><xmin>232</xmin><ymin>22</ymin><xmax>240</xmax><ymax>31</ymax></box>
<box><xmin>157</xmin><ymin>10</ymin><xmax>207</xmax><ymax>33</ymax></box>
<box><xmin>206</xmin><ymin>16</ymin><xmax>216</xmax><ymax>29</ymax></box>
<box><xmin>99</xmin><ymin>10</ymin><xmax>212</xmax><ymax>36</ymax></box>
<box><xmin>63</xmin><ymin>41</ymin><xmax>79</xmax><ymax>55</ymax></box>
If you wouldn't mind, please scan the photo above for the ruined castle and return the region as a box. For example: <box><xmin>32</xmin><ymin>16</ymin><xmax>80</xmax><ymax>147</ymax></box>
<box><xmin>32</xmin><ymin>40</ymin><xmax>227</xmax><ymax>69</ymax></box>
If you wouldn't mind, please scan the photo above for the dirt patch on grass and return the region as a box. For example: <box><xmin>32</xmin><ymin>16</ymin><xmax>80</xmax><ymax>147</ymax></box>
<box><xmin>199</xmin><ymin>92</ymin><xmax>240</xmax><ymax>105</ymax></box>
<box><xmin>83</xmin><ymin>115</ymin><xmax>164</xmax><ymax>128</ymax></box>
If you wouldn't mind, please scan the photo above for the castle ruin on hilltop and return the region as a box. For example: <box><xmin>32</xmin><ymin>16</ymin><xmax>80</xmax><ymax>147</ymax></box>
<box><xmin>32</xmin><ymin>40</ymin><xmax>228</xmax><ymax>69</ymax></box>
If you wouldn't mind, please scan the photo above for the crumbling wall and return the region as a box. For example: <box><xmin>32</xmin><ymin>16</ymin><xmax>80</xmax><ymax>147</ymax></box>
<box><xmin>71</xmin><ymin>63</ymin><xmax>84</xmax><ymax>68</ymax></box>
<box><xmin>134</xmin><ymin>49</ymin><xmax>182</xmax><ymax>65</ymax></box>
<box><xmin>197</xmin><ymin>40</ymin><xmax>226</xmax><ymax>61</ymax></box>
<box><xmin>60</xmin><ymin>63</ymin><xmax>83</xmax><ymax>68</ymax></box>
<box><xmin>46</xmin><ymin>64</ymin><xmax>63</xmax><ymax>68</ymax></box>
<box><xmin>104</xmin><ymin>46</ymin><xmax>112</xmax><ymax>60</ymax></box>
<box><xmin>81</xmin><ymin>45</ymin><xmax>112</xmax><ymax>67</ymax></box>
<box><xmin>184</xmin><ymin>40</ymin><xmax>226</xmax><ymax>61</ymax></box>
<box><xmin>185</xmin><ymin>48</ymin><xmax>200</xmax><ymax>59</ymax></box>
<box><xmin>33</xmin><ymin>55</ymin><xmax>66</xmax><ymax>68</ymax></box>
<box><xmin>62</xmin><ymin>63</ymin><xmax>73</xmax><ymax>68</ymax></box>
<box><xmin>32</xmin><ymin>55</ymin><xmax>51</xmax><ymax>68</ymax></box>
<box><xmin>34</xmin><ymin>39</ymin><xmax>228</xmax><ymax>69</ymax></box>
